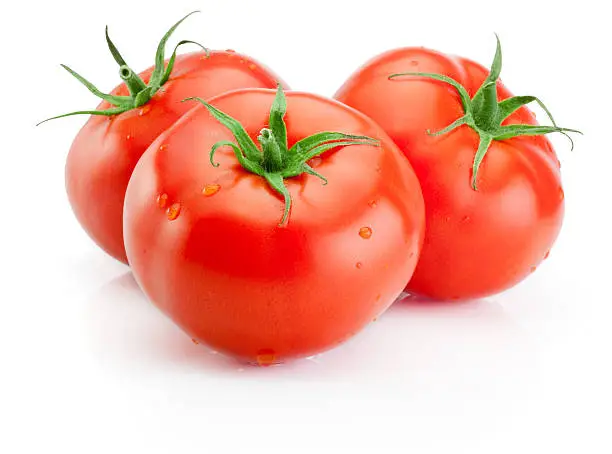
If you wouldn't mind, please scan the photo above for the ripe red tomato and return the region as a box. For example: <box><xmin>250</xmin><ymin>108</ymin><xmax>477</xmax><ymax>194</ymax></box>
<box><xmin>41</xmin><ymin>12</ymin><xmax>285</xmax><ymax>264</ymax></box>
<box><xmin>123</xmin><ymin>86</ymin><xmax>425</xmax><ymax>363</ymax></box>
<box><xmin>335</xmin><ymin>38</ymin><xmax>579</xmax><ymax>300</ymax></box>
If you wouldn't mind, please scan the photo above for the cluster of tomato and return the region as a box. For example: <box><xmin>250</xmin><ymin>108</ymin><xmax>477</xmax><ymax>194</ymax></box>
<box><xmin>42</xmin><ymin>12</ymin><xmax>578</xmax><ymax>365</ymax></box>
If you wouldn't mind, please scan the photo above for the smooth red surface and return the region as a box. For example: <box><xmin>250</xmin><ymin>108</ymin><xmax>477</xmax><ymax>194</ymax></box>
<box><xmin>123</xmin><ymin>89</ymin><xmax>425</xmax><ymax>362</ymax></box>
<box><xmin>335</xmin><ymin>48</ymin><xmax>564</xmax><ymax>300</ymax></box>
<box><xmin>65</xmin><ymin>51</ymin><xmax>285</xmax><ymax>263</ymax></box>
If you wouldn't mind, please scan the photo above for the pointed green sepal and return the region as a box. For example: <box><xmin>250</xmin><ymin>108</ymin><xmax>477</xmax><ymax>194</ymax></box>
<box><xmin>389</xmin><ymin>34</ymin><xmax>581</xmax><ymax>189</ymax></box>
<box><xmin>38</xmin><ymin>12</ymin><xmax>204</xmax><ymax>125</ymax></box>
<box><xmin>185</xmin><ymin>86</ymin><xmax>380</xmax><ymax>225</ymax></box>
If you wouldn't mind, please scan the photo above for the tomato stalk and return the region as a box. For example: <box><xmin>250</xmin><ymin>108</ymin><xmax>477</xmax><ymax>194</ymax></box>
<box><xmin>37</xmin><ymin>11</ymin><xmax>208</xmax><ymax>125</ymax></box>
<box><xmin>389</xmin><ymin>35</ymin><xmax>582</xmax><ymax>189</ymax></box>
<box><xmin>185</xmin><ymin>85</ymin><xmax>380</xmax><ymax>225</ymax></box>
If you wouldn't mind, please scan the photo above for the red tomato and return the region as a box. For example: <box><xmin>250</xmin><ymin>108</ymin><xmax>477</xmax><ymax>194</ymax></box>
<box><xmin>335</xmin><ymin>38</ymin><xmax>578</xmax><ymax>300</ymax></box>
<box><xmin>41</xmin><ymin>12</ymin><xmax>285</xmax><ymax>263</ymax></box>
<box><xmin>123</xmin><ymin>86</ymin><xmax>425</xmax><ymax>363</ymax></box>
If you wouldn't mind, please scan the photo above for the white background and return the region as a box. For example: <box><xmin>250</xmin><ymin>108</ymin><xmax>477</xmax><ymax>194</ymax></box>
<box><xmin>1</xmin><ymin>1</ymin><xmax>610</xmax><ymax>452</ymax></box>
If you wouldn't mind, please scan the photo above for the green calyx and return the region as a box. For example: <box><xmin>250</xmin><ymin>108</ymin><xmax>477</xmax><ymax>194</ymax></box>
<box><xmin>185</xmin><ymin>85</ymin><xmax>380</xmax><ymax>225</ymax></box>
<box><xmin>37</xmin><ymin>11</ymin><xmax>208</xmax><ymax>125</ymax></box>
<box><xmin>389</xmin><ymin>35</ymin><xmax>582</xmax><ymax>189</ymax></box>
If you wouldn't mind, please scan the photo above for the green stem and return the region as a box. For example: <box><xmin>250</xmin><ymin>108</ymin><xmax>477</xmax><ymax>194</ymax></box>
<box><xmin>389</xmin><ymin>34</ymin><xmax>581</xmax><ymax>190</ymax></box>
<box><xmin>119</xmin><ymin>65</ymin><xmax>148</xmax><ymax>98</ymax></box>
<box><xmin>184</xmin><ymin>86</ymin><xmax>381</xmax><ymax>225</ymax></box>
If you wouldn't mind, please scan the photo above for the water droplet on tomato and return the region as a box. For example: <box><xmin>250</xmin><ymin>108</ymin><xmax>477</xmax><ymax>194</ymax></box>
<box><xmin>248</xmin><ymin>63</ymin><xmax>257</xmax><ymax>71</ymax></box>
<box><xmin>444</xmin><ymin>216</ymin><xmax>451</xmax><ymax>222</ymax></box>
<box><xmin>356</xmin><ymin>262</ymin><xmax>363</xmax><ymax>269</ymax></box>
<box><xmin>166</xmin><ymin>202</ymin><xmax>181</xmax><ymax>221</ymax></box>
<box><xmin>156</xmin><ymin>193</ymin><xmax>168</xmax><ymax>209</ymax></box>
<box><xmin>559</xmin><ymin>188</ymin><xmax>565</xmax><ymax>201</ymax></box>
<box><xmin>202</xmin><ymin>184</ymin><xmax>221</xmax><ymax>196</ymax></box>
<box><xmin>530</xmin><ymin>266</ymin><xmax>537</xmax><ymax>273</ymax></box>
<box><xmin>139</xmin><ymin>105</ymin><xmax>151</xmax><ymax>116</ymax></box>
<box><xmin>159</xmin><ymin>144</ymin><xmax>168</xmax><ymax>152</ymax></box>
<box><xmin>256</xmin><ymin>349</ymin><xmax>276</xmax><ymax>367</ymax></box>
<box><xmin>376</xmin><ymin>294</ymin><xmax>382</xmax><ymax>301</ymax></box>
<box><xmin>544</xmin><ymin>250</ymin><xmax>551</xmax><ymax>260</ymax></box>
<box><xmin>462</xmin><ymin>215</ymin><xmax>471</xmax><ymax>222</ymax></box>
<box><xmin>309</xmin><ymin>156</ymin><xmax>322</xmax><ymax>168</ymax></box>
<box><xmin>359</xmin><ymin>226</ymin><xmax>373</xmax><ymax>239</ymax></box>
<box><xmin>191</xmin><ymin>338</ymin><xmax>199</xmax><ymax>345</ymax></box>
<box><xmin>126</xmin><ymin>133</ymin><xmax>132</xmax><ymax>140</ymax></box>
<box><xmin>368</xmin><ymin>200</ymin><xmax>377</xmax><ymax>208</ymax></box>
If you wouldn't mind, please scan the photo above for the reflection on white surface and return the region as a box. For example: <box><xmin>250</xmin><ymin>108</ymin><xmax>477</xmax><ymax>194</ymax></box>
<box><xmin>85</xmin><ymin>272</ymin><xmax>532</xmax><ymax>386</ymax></box>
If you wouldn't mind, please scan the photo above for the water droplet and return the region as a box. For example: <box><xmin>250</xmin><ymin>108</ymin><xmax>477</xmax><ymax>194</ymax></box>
<box><xmin>368</xmin><ymin>200</ymin><xmax>377</xmax><ymax>208</ymax></box>
<box><xmin>248</xmin><ymin>63</ymin><xmax>257</xmax><ymax>71</ymax></box>
<box><xmin>202</xmin><ymin>184</ymin><xmax>221</xmax><ymax>196</ymax></box>
<box><xmin>159</xmin><ymin>144</ymin><xmax>168</xmax><ymax>152</ymax></box>
<box><xmin>309</xmin><ymin>156</ymin><xmax>322</xmax><ymax>168</ymax></box>
<box><xmin>444</xmin><ymin>216</ymin><xmax>451</xmax><ymax>222</ymax></box>
<box><xmin>544</xmin><ymin>250</ymin><xmax>551</xmax><ymax>260</ymax></box>
<box><xmin>410</xmin><ymin>60</ymin><xmax>419</xmax><ymax>66</ymax></box>
<box><xmin>559</xmin><ymin>188</ymin><xmax>565</xmax><ymax>201</ymax></box>
<box><xmin>225</xmin><ymin>49</ymin><xmax>236</xmax><ymax>53</ymax></box>
<box><xmin>191</xmin><ymin>338</ymin><xmax>199</xmax><ymax>345</ymax></box>
<box><xmin>156</xmin><ymin>193</ymin><xmax>168</xmax><ymax>209</ymax></box>
<box><xmin>356</xmin><ymin>262</ymin><xmax>363</xmax><ymax>269</ymax></box>
<box><xmin>530</xmin><ymin>266</ymin><xmax>537</xmax><ymax>273</ymax></box>
<box><xmin>126</xmin><ymin>134</ymin><xmax>132</xmax><ymax>140</ymax></box>
<box><xmin>376</xmin><ymin>294</ymin><xmax>382</xmax><ymax>301</ymax></box>
<box><xmin>166</xmin><ymin>202</ymin><xmax>181</xmax><ymax>221</ymax></box>
<box><xmin>462</xmin><ymin>215</ymin><xmax>471</xmax><ymax>222</ymax></box>
<box><xmin>359</xmin><ymin>226</ymin><xmax>373</xmax><ymax>239</ymax></box>
<box><xmin>139</xmin><ymin>105</ymin><xmax>151</xmax><ymax>116</ymax></box>
<box><xmin>256</xmin><ymin>349</ymin><xmax>276</xmax><ymax>367</ymax></box>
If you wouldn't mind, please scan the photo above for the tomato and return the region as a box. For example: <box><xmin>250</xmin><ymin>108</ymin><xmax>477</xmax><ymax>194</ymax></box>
<box><xmin>123</xmin><ymin>86</ymin><xmax>425</xmax><ymax>363</ymax></box>
<box><xmin>335</xmin><ymin>37</ymin><xmax>579</xmax><ymax>300</ymax></box>
<box><xmin>40</xmin><ymin>12</ymin><xmax>285</xmax><ymax>264</ymax></box>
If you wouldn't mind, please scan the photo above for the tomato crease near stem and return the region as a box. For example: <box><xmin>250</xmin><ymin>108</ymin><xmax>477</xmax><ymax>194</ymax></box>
<box><xmin>123</xmin><ymin>85</ymin><xmax>425</xmax><ymax>362</ymax></box>
<box><xmin>335</xmin><ymin>35</ymin><xmax>581</xmax><ymax>301</ymax></box>
<box><xmin>38</xmin><ymin>11</ymin><xmax>286</xmax><ymax>264</ymax></box>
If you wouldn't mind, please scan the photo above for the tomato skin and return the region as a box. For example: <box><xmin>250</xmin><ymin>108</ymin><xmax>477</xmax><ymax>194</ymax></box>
<box><xmin>123</xmin><ymin>89</ymin><xmax>425</xmax><ymax>362</ymax></box>
<box><xmin>65</xmin><ymin>51</ymin><xmax>285</xmax><ymax>263</ymax></box>
<box><xmin>335</xmin><ymin>48</ymin><xmax>564</xmax><ymax>300</ymax></box>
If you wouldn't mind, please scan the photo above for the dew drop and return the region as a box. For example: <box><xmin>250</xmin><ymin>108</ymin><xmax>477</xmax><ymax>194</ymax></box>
<box><xmin>256</xmin><ymin>349</ymin><xmax>276</xmax><ymax>367</ymax></box>
<box><xmin>248</xmin><ymin>63</ymin><xmax>257</xmax><ymax>71</ymax></box>
<box><xmin>159</xmin><ymin>144</ymin><xmax>168</xmax><ymax>152</ymax></box>
<box><xmin>139</xmin><ymin>105</ymin><xmax>151</xmax><ymax>116</ymax></box>
<box><xmin>191</xmin><ymin>338</ymin><xmax>199</xmax><ymax>345</ymax></box>
<box><xmin>462</xmin><ymin>215</ymin><xmax>471</xmax><ymax>222</ymax></box>
<box><xmin>156</xmin><ymin>193</ymin><xmax>168</xmax><ymax>209</ymax></box>
<box><xmin>309</xmin><ymin>156</ymin><xmax>322</xmax><ymax>168</ymax></box>
<box><xmin>544</xmin><ymin>250</ymin><xmax>551</xmax><ymax>260</ymax></box>
<box><xmin>368</xmin><ymin>200</ymin><xmax>377</xmax><ymax>208</ymax></box>
<box><xmin>359</xmin><ymin>226</ymin><xmax>373</xmax><ymax>239</ymax></box>
<box><xmin>356</xmin><ymin>262</ymin><xmax>363</xmax><ymax>269</ymax></box>
<box><xmin>202</xmin><ymin>184</ymin><xmax>221</xmax><ymax>197</ymax></box>
<box><xmin>166</xmin><ymin>202</ymin><xmax>181</xmax><ymax>221</ymax></box>
<box><xmin>444</xmin><ymin>216</ymin><xmax>451</xmax><ymax>222</ymax></box>
<box><xmin>126</xmin><ymin>133</ymin><xmax>132</xmax><ymax>140</ymax></box>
